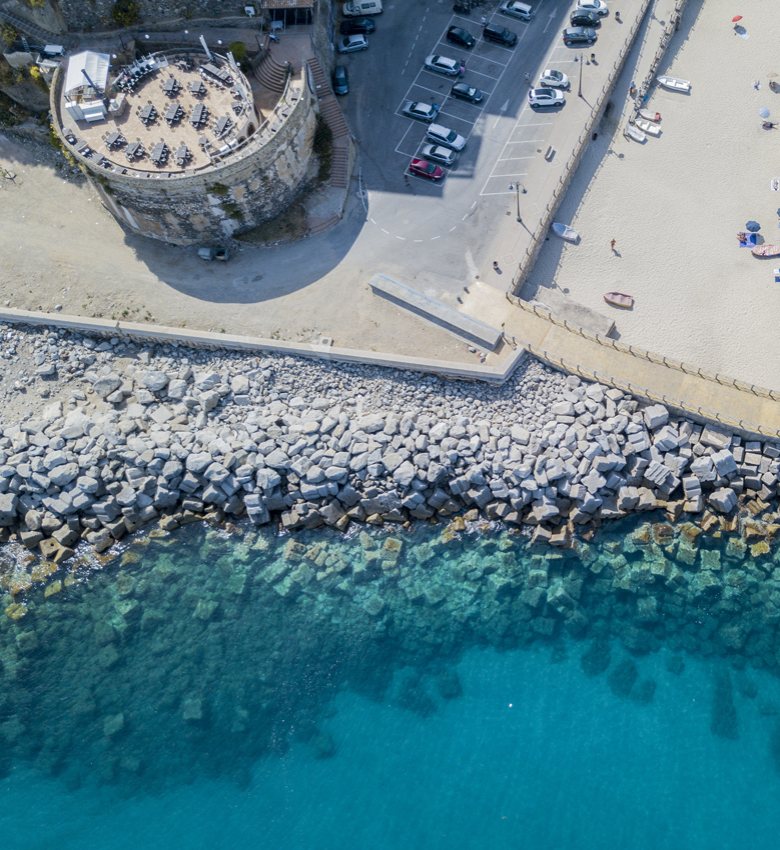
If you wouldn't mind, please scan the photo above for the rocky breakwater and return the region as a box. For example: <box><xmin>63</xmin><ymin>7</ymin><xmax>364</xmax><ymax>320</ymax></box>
<box><xmin>0</xmin><ymin>325</ymin><xmax>777</xmax><ymax>574</ymax></box>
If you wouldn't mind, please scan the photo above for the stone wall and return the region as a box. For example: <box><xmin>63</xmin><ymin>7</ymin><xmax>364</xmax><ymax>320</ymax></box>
<box><xmin>51</xmin><ymin>0</ymin><xmax>247</xmax><ymax>31</ymax></box>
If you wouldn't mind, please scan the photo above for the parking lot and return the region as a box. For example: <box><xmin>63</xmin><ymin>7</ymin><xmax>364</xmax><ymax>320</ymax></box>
<box><xmin>340</xmin><ymin>0</ymin><xmax>626</xmax><ymax>281</ymax></box>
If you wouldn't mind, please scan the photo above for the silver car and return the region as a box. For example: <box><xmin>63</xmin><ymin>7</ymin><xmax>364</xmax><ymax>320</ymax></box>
<box><xmin>420</xmin><ymin>143</ymin><xmax>457</xmax><ymax>166</ymax></box>
<box><xmin>336</xmin><ymin>34</ymin><xmax>368</xmax><ymax>53</ymax></box>
<box><xmin>424</xmin><ymin>54</ymin><xmax>464</xmax><ymax>77</ymax></box>
<box><xmin>539</xmin><ymin>69</ymin><xmax>570</xmax><ymax>90</ymax></box>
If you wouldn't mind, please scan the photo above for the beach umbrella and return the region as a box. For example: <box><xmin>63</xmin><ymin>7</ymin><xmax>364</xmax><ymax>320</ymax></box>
<box><xmin>746</xmin><ymin>220</ymin><xmax>761</xmax><ymax>232</ymax></box>
<box><xmin>731</xmin><ymin>15</ymin><xmax>743</xmax><ymax>22</ymax></box>
<box><xmin>759</xmin><ymin>107</ymin><xmax>771</xmax><ymax>119</ymax></box>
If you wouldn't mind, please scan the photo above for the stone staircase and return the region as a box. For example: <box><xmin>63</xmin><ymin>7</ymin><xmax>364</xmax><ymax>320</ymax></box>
<box><xmin>253</xmin><ymin>50</ymin><xmax>290</xmax><ymax>94</ymax></box>
<box><xmin>306</xmin><ymin>57</ymin><xmax>351</xmax><ymax>189</ymax></box>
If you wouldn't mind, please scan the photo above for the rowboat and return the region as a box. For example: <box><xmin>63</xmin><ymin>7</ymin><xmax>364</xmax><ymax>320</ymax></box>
<box><xmin>624</xmin><ymin>123</ymin><xmax>646</xmax><ymax>143</ymax></box>
<box><xmin>638</xmin><ymin>109</ymin><xmax>661</xmax><ymax>122</ymax></box>
<box><xmin>603</xmin><ymin>291</ymin><xmax>634</xmax><ymax>309</ymax></box>
<box><xmin>752</xmin><ymin>244</ymin><xmax>780</xmax><ymax>258</ymax></box>
<box><xmin>657</xmin><ymin>75</ymin><xmax>691</xmax><ymax>93</ymax></box>
<box><xmin>634</xmin><ymin>118</ymin><xmax>661</xmax><ymax>137</ymax></box>
<box><xmin>551</xmin><ymin>222</ymin><xmax>580</xmax><ymax>243</ymax></box>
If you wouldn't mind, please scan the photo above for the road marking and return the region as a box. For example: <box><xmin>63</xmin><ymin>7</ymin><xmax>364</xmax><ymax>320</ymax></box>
<box><xmin>543</xmin><ymin>10</ymin><xmax>555</xmax><ymax>33</ymax></box>
<box><xmin>498</xmin><ymin>154</ymin><xmax>536</xmax><ymax>161</ymax></box>
<box><xmin>504</xmin><ymin>138</ymin><xmax>545</xmax><ymax>144</ymax></box>
<box><xmin>395</xmin><ymin>234</ymin><xmax>407</xmax><ymax>240</ymax></box>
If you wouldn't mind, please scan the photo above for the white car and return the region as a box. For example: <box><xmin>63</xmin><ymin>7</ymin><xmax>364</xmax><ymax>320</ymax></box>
<box><xmin>336</xmin><ymin>34</ymin><xmax>368</xmax><ymax>53</ymax></box>
<box><xmin>576</xmin><ymin>0</ymin><xmax>609</xmax><ymax>16</ymax></box>
<box><xmin>426</xmin><ymin>123</ymin><xmax>466</xmax><ymax>151</ymax></box>
<box><xmin>420</xmin><ymin>143</ymin><xmax>457</xmax><ymax>166</ymax></box>
<box><xmin>539</xmin><ymin>69</ymin><xmax>570</xmax><ymax>90</ymax></box>
<box><xmin>528</xmin><ymin>87</ymin><xmax>565</xmax><ymax>108</ymax></box>
<box><xmin>424</xmin><ymin>54</ymin><xmax>463</xmax><ymax>77</ymax></box>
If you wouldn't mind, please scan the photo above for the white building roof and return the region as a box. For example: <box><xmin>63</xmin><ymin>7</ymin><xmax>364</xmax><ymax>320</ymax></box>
<box><xmin>64</xmin><ymin>51</ymin><xmax>110</xmax><ymax>97</ymax></box>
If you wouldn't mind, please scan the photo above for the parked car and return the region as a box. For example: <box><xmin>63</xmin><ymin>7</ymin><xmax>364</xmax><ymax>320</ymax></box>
<box><xmin>562</xmin><ymin>26</ymin><xmax>597</xmax><ymax>45</ymax></box>
<box><xmin>409</xmin><ymin>157</ymin><xmax>445</xmax><ymax>181</ymax></box>
<box><xmin>482</xmin><ymin>23</ymin><xmax>518</xmax><ymax>47</ymax></box>
<box><xmin>498</xmin><ymin>1</ymin><xmax>534</xmax><ymax>22</ymax></box>
<box><xmin>336</xmin><ymin>34</ymin><xmax>369</xmax><ymax>53</ymax></box>
<box><xmin>342</xmin><ymin>0</ymin><xmax>382</xmax><ymax>16</ymax></box>
<box><xmin>450</xmin><ymin>82</ymin><xmax>484</xmax><ymax>103</ymax></box>
<box><xmin>576</xmin><ymin>0</ymin><xmax>609</xmax><ymax>16</ymax></box>
<box><xmin>339</xmin><ymin>17</ymin><xmax>376</xmax><ymax>34</ymax></box>
<box><xmin>426</xmin><ymin>123</ymin><xmax>466</xmax><ymax>151</ymax></box>
<box><xmin>446</xmin><ymin>25</ymin><xmax>477</xmax><ymax>49</ymax></box>
<box><xmin>402</xmin><ymin>100</ymin><xmax>441</xmax><ymax>122</ymax></box>
<box><xmin>332</xmin><ymin>64</ymin><xmax>349</xmax><ymax>95</ymax></box>
<box><xmin>528</xmin><ymin>87</ymin><xmax>565</xmax><ymax>108</ymax></box>
<box><xmin>420</xmin><ymin>143</ymin><xmax>457</xmax><ymax>166</ymax></box>
<box><xmin>424</xmin><ymin>54</ymin><xmax>464</xmax><ymax>77</ymax></box>
<box><xmin>539</xmin><ymin>68</ymin><xmax>570</xmax><ymax>89</ymax></box>
<box><xmin>570</xmin><ymin>9</ymin><xmax>601</xmax><ymax>27</ymax></box>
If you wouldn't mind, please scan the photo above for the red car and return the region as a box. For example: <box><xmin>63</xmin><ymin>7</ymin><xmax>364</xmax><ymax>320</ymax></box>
<box><xmin>409</xmin><ymin>157</ymin><xmax>444</xmax><ymax>181</ymax></box>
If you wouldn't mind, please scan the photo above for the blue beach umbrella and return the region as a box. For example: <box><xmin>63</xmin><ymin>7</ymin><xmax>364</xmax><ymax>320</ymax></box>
<box><xmin>745</xmin><ymin>220</ymin><xmax>761</xmax><ymax>232</ymax></box>
<box><xmin>759</xmin><ymin>107</ymin><xmax>771</xmax><ymax>119</ymax></box>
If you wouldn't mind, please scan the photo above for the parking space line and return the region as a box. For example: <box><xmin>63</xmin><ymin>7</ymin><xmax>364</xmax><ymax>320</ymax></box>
<box><xmin>505</xmin><ymin>138</ymin><xmax>544</xmax><ymax>144</ymax></box>
<box><xmin>521</xmin><ymin>121</ymin><xmax>554</xmax><ymax>127</ymax></box>
<box><xmin>393</xmin><ymin>123</ymin><xmax>416</xmax><ymax>155</ymax></box>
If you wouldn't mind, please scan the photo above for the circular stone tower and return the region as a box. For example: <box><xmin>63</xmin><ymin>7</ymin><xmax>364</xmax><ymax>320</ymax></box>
<box><xmin>50</xmin><ymin>48</ymin><xmax>317</xmax><ymax>245</ymax></box>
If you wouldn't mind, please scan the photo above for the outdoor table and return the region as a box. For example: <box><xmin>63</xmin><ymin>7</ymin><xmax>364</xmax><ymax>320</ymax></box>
<box><xmin>165</xmin><ymin>102</ymin><xmax>182</xmax><ymax>124</ymax></box>
<box><xmin>190</xmin><ymin>103</ymin><xmax>207</xmax><ymax>127</ymax></box>
<box><xmin>215</xmin><ymin>116</ymin><xmax>231</xmax><ymax>137</ymax></box>
<box><xmin>151</xmin><ymin>142</ymin><xmax>168</xmax><ymax>165</ymax></box>
<box><xmin>162</xmin><ymin>77</ymin><xmax>179</xmax><ymax>96</ymax></box>
<box><xmin>188</xmin><ymin>80</ymin><xmax>206</xmax><ymax>96</ymax></box>
<box><xmin>139</xmin><ymin>104</ymin><xmax>156</xmax><ymax>124</ymax></box>
<box><xmin>106</xmin><ymin>131</ymin><xmax>125</xmax><ymax>148</ymax></box>
<box><xmin>126</xmin><ymin>142</ymin><xmax>144</xmax><ymax>160</ymax></box>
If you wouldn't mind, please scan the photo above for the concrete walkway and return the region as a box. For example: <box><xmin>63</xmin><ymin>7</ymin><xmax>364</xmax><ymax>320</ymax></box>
<box><xmin>500</xmin><ymin>298</ymin><xmax>780</xmax><ymax>438</ymax></box>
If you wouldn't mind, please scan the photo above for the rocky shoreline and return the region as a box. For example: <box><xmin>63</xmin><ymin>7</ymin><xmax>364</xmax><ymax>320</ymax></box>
<box><xmin>0</xmin><ymin>323</ymin><xmax>776</xmax><ymax>575</ymax></box>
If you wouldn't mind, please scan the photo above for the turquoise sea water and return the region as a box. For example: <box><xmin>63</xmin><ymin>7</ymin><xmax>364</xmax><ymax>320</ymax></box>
<box><xmin>2</xmin><ymin>518</ymin><xmax>780</xmax><ymax>849</ymax></box>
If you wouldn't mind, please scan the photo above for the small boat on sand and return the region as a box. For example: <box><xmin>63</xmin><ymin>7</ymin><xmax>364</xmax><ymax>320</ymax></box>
<box><xmin>638</xmin><ymin>109</ymin><xmax>661</xmax><ymax>122</ymax></box>
<box><xmin>634</xmin><ymin>118</ymin><xmax>662</xmax><ymax>137</ymax></box>
<box><xmin>604</xmin><ymin>291</ymin><xmax>634</xmax><ymax>309</ymax></box>
<box><xmin>624</xmin><ymin>123</ymin><xmax>646</xmax><ymax>143</ymax></box>
<box><xmin>752</xmin><ymin>244</ymin><xmax>780</xmax><ymax>258</ymax></box>
<box><xmin>657</xmin><ymin>75</ymin><xmax>691</xmax><ymax>93</ymax></box>
<box><xmin>551</xmin><ymin>222</ymin><xmax>580</xmax><ymax>243</ymax></box>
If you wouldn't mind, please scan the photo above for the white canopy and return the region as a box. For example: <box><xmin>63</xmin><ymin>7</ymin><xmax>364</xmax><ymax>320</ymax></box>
<box><xmin>64</xmin><ymin>51</ymin><xmax>110</xmax><ymax>98</ymax></box>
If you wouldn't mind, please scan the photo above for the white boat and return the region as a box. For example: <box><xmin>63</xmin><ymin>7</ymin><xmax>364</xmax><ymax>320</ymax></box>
<box><xmin>638</xmin><ymin>108</ymin><xmax>661</xmax><ymax>122</ymax></box>
<box><xmin>551</xmin><ymin>222</ymin><xmax>580</xmax><ymax>243</ymax></box>
<box><xmin>634</xmin><ymin>118</ymin><xmax>662</xmax><ymax>137</ymax></box>
<box><xmin>604</xmin><ymin>291</ymin><xmax>634</xmax><ymax>309</ymax></box>
<box><xmin>624</xmin><ymin>123</ymin><xmax>647</xmax><ymax>143</ymax></box>
<box><xmin>657</xmin><ymin>75</ymin><xmax>691</xmax><ymax>93</ymax></box>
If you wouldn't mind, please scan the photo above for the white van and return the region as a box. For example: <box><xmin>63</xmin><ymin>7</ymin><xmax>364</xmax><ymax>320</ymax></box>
<box><xmin>499</xmin><ymin>1</ymin><xmax>534</xmax><ymax>22</ymax></box>
<box><xmin>426</xmin><ymin>124</ymin><xmax>466</xmax><ymax>152</ymax></box>
<box><xmin>342</xmin><ymin>0</ymin><xmax>383</xmax><ymax>16</ymax></box>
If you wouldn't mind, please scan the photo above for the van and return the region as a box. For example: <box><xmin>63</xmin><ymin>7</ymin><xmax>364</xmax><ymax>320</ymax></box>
<box><xmin>500</xmin><ymin>1</ymin><xmax>534</xmax><ymax>22</ymax></box>
<box><xmin>342</xmin><ymin>0</ymin><xmax>382</xmax><ymax>16</ymax></box>
<box><xmin>426</xmin><ymin>123</ymin><xmax>466</xmax><ymax>152</ymax></box>
<box><xmin>483</xmin><ymin>23</ymin><xmax>518</xmax><ymax>46</ymax></box>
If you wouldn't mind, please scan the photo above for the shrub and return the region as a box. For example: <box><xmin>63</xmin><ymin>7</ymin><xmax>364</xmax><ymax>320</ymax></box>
<box><xmin>111</xmin><ymin>0</ymin><xmax>141</xmax><ymax>27</ymax></box>
<box><xmin>312</xmin><ymin>115</ymin><xmax>332</xmax><ymax>182</ymax></box>
<box><xmin>228</xmin><ymin>41</ymin><xmax>247</xmax><ymax>64</ymax></box>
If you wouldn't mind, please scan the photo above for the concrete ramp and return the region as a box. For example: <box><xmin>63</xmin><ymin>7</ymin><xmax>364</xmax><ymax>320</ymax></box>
<box><xmin>530</xmin><ymin>287</ymin><xmax>615</xmax><ymax>337</ymax></box>
<box><xmin>370</xmin><ymin>274</ymin><xmax>503</xmax><ymax>351</ymax></box>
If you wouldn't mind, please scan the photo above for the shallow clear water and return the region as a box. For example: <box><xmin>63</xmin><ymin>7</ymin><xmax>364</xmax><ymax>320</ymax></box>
<box><xmin>2</xmin><ymin>518</ymin><xmax>780</xmax><ymax>848</ymax></box>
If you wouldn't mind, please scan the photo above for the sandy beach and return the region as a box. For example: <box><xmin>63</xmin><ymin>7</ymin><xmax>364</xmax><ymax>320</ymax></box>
<box><xmin>525</xmin><ymin>0</ymin><xmax>780</xmax><ymax>390</ymax></box>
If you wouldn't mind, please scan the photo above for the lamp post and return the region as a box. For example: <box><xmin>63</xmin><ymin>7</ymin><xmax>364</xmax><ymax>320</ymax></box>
<box><xmin>578</xmin><ymin>51</ymin><xmax>583</xmax><ymax>98</ymax></box>
<box><xmin>515</xmin><ymin>182</ymin><xmax>522</xmax><ymax>222</ymax></box>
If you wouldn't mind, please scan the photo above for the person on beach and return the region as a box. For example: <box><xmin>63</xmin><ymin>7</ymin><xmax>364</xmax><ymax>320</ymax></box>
<box><xmin>610</xmin><ymin>239</ymin><xmax>617</xmax><ymax>252</ymax></box>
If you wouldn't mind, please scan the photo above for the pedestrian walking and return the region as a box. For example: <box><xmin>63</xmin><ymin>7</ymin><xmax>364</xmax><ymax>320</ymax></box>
<box><xmin>590</xmin><ymin>53</ymin><xmax>597</xmax><ymax>65</ymax></box>
<box><xmin>492</xmin><ymin>260</ymin><xmax>500</xmax><ymax>271</ymax></box>
<box><xmin>615</xmin><ymin>10</ymin><xmax>621</xmax><ymax>22</ymax></box>
<box><xmin>610</xmin><ymin>238</ymin><xmax>617</xmax><ymax>252</ymax></box>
